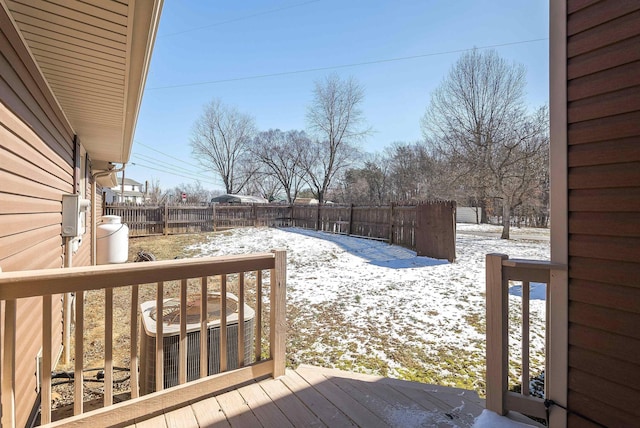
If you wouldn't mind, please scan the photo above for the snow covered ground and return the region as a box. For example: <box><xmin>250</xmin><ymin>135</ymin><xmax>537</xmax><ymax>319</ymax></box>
<box><xmin>187</xmin><ymin>224</ymin><xmax>550</xmax><ymax>394</ymax></box>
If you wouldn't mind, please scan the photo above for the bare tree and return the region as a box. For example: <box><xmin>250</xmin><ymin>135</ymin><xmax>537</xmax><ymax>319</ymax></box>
<box><xmin>421</xmin><ymin>49</ymin><xmax>548</xmax><ymax>239</ymax></box>
<box><xmin>303</xmin><ymin>74</ymin><xmax>370</xmax><ymax>203</ymax></box>
<box><xmin>244</xmin><ymin>171</ymin><xmax>282</xmax><ymax>201</ymax></box>
<box><xmin>385</xmin><ymin>142</ymin><xmax>440</xmax><ymax>202</ymax></box>
<box><xmin>491</xmin><ymin>106</ymin><xmax>549</xmax><ymax>238</ymax></box>
<box><xmin>338</xmin><ymin>153</ymin><xmax>391</xmax><ymax>204</ymax></box>
<box><xmin>190</xmin><ymin>99</ymin><xmax>257</xmax><ymax>194</ymax></box>
<box><xmin>144</xmin><ymin>178</ymin><xmax>166</xmax><ymax>204</ymax></box>
<box><xmin>172</xmin><ymin>182</ymin><xmax>213</xmax><ymax>204</ymax></box>
<box><xmin>251</xmin><ymin>129</ymin><xmax>309</xmax><ymax>203</ymax></box>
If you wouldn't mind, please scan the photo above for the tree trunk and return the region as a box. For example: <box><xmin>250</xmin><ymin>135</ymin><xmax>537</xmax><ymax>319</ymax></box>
<box><xmin>480</xmin><ymin>198</ymin><xmax>489</xmax><ymax>223</ymax></box>
<box><xmin>501</xmin><ymin>201</ymin><xmax>511</xmax><ymax>239</ymax></box>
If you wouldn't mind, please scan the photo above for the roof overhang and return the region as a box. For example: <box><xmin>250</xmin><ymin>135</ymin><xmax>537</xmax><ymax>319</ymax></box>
<box><xmin>3</xmin><ymin>0</ymin><xmax>163</xmax><ymax>165</ymax></box>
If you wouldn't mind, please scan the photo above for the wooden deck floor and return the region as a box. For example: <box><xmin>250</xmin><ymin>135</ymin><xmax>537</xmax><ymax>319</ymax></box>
<box><xmin>127</xmin><ymin>365</ymin><xmax>485</xmax><ymax>428</ymax></box>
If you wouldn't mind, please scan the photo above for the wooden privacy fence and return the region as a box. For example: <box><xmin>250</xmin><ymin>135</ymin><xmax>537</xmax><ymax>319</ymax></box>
<box><xmin>105</xmin><ymin>201</ymin><xmax>456</xmax><ymax>262</ymax></box>
<box><xmin>103</xmin><ymin>204</ymin><xmax>292</xmax><ymax>236</ymax></box>
<box><xmin>296</xmin><ymin>201</ymin><xmax>456</xmax><ymax>262</ymax></box>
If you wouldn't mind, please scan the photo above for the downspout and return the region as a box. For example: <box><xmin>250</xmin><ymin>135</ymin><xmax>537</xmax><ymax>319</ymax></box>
<box><xmin>121</xmin><ymin>168</ymin><xmax>126</xmax><ymax>204</ymax></box>
<box><xmin>62</xmin><ymin>239</ymin><xmax>73</xmax><ymax>365</ymax></box>
<box><xmin>63</xmin><ymin>136</ymin><xmax>80</xmax><ymax>363</ymax></box>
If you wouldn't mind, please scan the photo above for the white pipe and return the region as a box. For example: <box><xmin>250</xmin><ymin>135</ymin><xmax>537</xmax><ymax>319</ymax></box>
<box><xmin>63</xmin><ymin>237</ymin><xmax>72</xmax><ymax>365</ymax></box>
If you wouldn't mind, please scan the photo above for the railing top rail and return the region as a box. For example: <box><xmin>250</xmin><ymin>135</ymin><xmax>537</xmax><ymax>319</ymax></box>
<box><xmin>0</xmin><ymin>252</ymin><xmax>276</xmax><ymax>300</ymax></box>
<box><xmin>502</xmin><ymin>258</ymin><xmax>566</xmax><ymax>270</ymax></box>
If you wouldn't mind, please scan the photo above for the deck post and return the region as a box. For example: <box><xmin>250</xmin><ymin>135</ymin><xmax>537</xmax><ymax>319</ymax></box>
<box><xmin>270</xmin><ymin>250</ymin><xmax>287</xmax><ymax>378</ymax></box>
<box><xmin>486</xmin><ymin>253</ymin><xmax>508</xmax><ymax>416</ymax></box>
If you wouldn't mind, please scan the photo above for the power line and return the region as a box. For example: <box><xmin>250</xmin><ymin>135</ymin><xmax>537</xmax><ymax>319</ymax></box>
<box><xmin>134</xmin><ymin>141</ymin><xmax>204</xmax><ymax>170</ymax></box>
<box><xmin>159</xmin><ymin>0</ymin><xmax>321</xmax><ymax>38</ymax></box>
<box><xmin>148</xmin><ymin>38</ymin><xmax>548</xmax><ymax>90</ymax></box>
<box><xmin>132</xmin><ymin>153</ymin><xmax>208</xmax><ymax>175</ymax></box>
<box><xmin>130</xmin><ymin>162</ymin><xmax>221</xmax><ymax>187</ymax></box>
<box><xmin>131</xmin><ymin>155</ymin><xmax>212</xmax><ymax>183</ymax></box>
<box><xmin>131</xmin><ymin>141</ymin><xmax>224</xmax><ymax>187</ymax></box>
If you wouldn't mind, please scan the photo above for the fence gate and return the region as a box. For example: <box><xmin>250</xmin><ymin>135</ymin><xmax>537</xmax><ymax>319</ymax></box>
<box><xmin>415</xmin><ymin>201</ymin><xmax>456</xmax><ymax>262</ymax></box>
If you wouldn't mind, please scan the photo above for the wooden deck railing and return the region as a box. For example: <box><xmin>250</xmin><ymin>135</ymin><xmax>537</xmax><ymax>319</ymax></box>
<box><xmin>0</xmin><ymin>251</ymin><xmax>286</xmax><ymax>428</ymax></box>
<box><xmin>485</xmin><ymin>254</ymin><xmax>563</xmax><ymax>420</ymax></box>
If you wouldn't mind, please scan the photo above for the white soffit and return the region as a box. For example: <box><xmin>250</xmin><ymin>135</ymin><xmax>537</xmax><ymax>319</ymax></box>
<box><xmin>5</xmin><ymin>0</ymin><xmax>162</xmax><ymax>164</ymax></box>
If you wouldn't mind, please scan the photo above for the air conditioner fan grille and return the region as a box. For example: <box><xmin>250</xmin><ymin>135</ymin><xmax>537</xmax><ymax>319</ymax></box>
<box><xmin>150</xmin><ymin>295</ymin><xmax>239</xmax><ymax>326</ymax></box>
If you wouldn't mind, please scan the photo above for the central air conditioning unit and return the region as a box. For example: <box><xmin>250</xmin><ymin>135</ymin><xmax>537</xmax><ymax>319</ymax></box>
<box><xmin>139</xmin><ymin>292</ymin><xmax>255</xmax><ymax>395</ymax></box>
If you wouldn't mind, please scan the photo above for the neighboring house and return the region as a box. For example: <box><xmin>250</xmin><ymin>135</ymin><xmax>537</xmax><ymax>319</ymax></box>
<box><xmin>0</xmin><ymin>0</ymin><xmax>161</xmax><ymax>425</ymax></box>
<box><xmin>104</xmin><ymin>177</ymin><xmax>146</xmax><ymax>204</ymax></box>
<box><xmin>294</xmin><ymin>197</ymin><xmax>319</xmax><ymax>205</ymax></box>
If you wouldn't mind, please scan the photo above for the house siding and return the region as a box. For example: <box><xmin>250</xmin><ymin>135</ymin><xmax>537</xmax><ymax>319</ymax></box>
<box><xmin>0</xmin><ymin>5</ymin><xmax>86</xmax><ymax>426</ymax></box>
<box><xmin>566</xmin><ymin>1</ymin><xmax>640</xmax><ymax>426</ymax></box>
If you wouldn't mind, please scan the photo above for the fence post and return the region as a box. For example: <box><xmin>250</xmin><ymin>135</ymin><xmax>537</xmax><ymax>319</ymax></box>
<box><xmin>270</xmin><ymin>249</ymin><xmax>287</xmax><ymax>377</ymax></box>
<box><xmin>486</xmin><ymin>253</ymin><xmax>509</xmax><ymax>416</ymax></box>
<box><xmin>388</xmin><ymin>203</ymin><xmax>395</xmax><ymax>244</ymax></box>
<box><xmin>164</xmin><ymin>202</ymin><xmax>169</xmax><ymax>235</ymax></box>
<box><xmin>212</xmin><ymin>203</ymin><xmax>217</xmax><ymax>232</ymax></box>
<box><xmin>348</xmin><ymin>204</ymin><xmax>354</xmax><ymax>235</ymax></box>
<box><xmin>252</xmin><ymin>204</ymin><xmax>257</xmax><ymax>227</ymax></box>
<box><xmin>288</xmin><ymin>204</ymin><xmax>293</xmax><ymax>227</ymax></box>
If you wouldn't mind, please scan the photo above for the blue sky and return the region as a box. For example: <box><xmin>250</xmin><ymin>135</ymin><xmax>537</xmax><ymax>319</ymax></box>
<box><xmin>128</xmin><ymin>0</ymin><xmax>549</xmax><ymax>192</ymax></box>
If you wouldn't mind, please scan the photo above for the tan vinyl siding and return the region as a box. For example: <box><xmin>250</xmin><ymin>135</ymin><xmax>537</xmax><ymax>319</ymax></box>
<box><xmin>1</xmin><ymin>5</ymin><xmax>77</xmax><ymax>426</ymax></box>
<box><xmin>566</xmin><ymin>1</ymin><xmax>640</xmax><ymax>426</ymax></box>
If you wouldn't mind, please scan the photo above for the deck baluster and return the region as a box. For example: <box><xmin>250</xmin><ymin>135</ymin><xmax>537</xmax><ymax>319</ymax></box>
<box><xmin>200</xmin><ymin>277</ymin><xmax>208</xmax><ymax>379</ymax></box>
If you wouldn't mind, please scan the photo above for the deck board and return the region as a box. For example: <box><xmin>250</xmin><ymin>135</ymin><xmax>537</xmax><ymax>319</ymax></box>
<box><xmin>334</xmin><ymin>375</ymin><xmax>435</xmax><ymax>423</ymax></box>
<box><xmin>237</xmin><ymin>382</ymin><xmax>295</xmax><ymax>428</ymax></box>
<box><xmin>388</xmin><ymin>383</ymin><xmax>481</xmax><ymax>426</ymax></box>
<box><xmin>258</xmin><ymin>375</ymin><xmax>325</xmax><ymax>427</ymax></box>
<box><xmin>134</xmin><ymin>414</ymin><xmax>167</xmax><ymax>428</ymax></box>
<box><xmin>134</xmin><ymin>366</ymin><xmax>486</xmax><ymax>427</ymax></box>
<box><xmin>294</xmin><ymin>365</ymin><xmax>386</xmax><ymax>428</ymax></box>
<box><xmin>189</xmin><ymin>396</ymin><xmax>230</xmax><ymax>428</ymax></box>
<box><xmin>280</xmin><ymin>369</ymin><xmax>357</xmax><ymax>427</ymax></box>
<box><xmin>216</xmin><ymin>389</ymin><xmax>263</xmax><ymax>427</ymax></box>
<box><xmin>164</xmin><ymin>406</ymin><xmax>198</xmax><ymax>428</ymax></box>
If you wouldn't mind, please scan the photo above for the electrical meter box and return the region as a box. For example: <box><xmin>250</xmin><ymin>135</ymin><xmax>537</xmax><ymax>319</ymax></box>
<box><xmin>62</xmin><ymin>194</ymin><xmax>91</xmax><ymax>237</ymax></box>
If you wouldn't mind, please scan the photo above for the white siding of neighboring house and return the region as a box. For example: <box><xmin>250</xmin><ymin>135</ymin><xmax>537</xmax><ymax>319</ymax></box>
<box><xmin>106</xmin><ymin>179</ymin><xmax>145</xmax><ymax>204</ymax></box>
<box><xmin>456</xmin><ymin>207</ymin><xmax>482</xmax><ymax>224</ymax></box>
